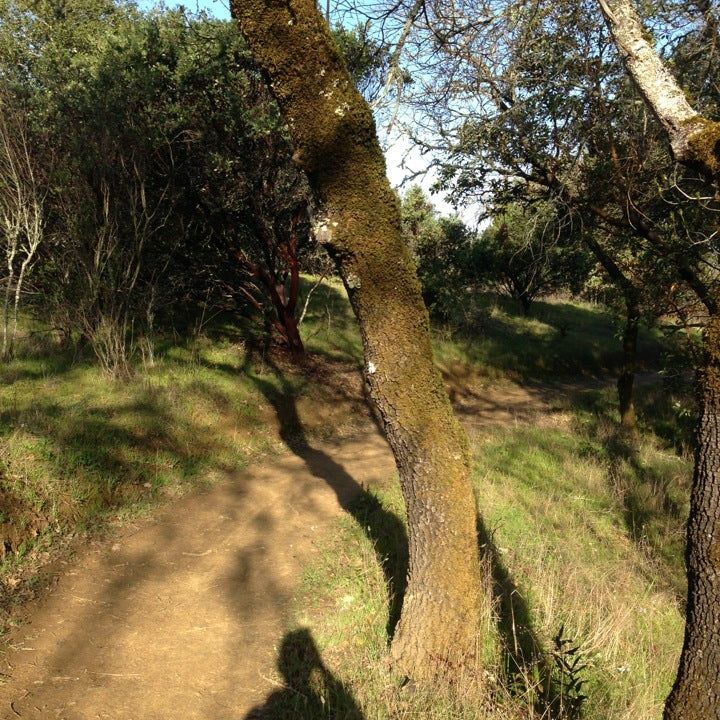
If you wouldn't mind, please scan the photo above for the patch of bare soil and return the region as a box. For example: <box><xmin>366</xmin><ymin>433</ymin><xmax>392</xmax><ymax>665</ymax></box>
<box><xmin>0</xmin><ymin>489</ymin><xmax>47</xmax><ymax>562</ymax></box>
<box><xmin>0</xmin><ymin>428</ymin><xmax>395</xmax><ymax>720</ymax></box>
<box><xmin>0</xmin><ymin>365</ymin><xmax>624</xmax><ymax>719</ymax></box>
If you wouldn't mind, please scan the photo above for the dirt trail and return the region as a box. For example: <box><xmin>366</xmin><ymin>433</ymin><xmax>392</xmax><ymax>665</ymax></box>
<box><xmin>0</xmin><ymin>374</ymin><xmax>610</xmax><ymax>720</ymax></box>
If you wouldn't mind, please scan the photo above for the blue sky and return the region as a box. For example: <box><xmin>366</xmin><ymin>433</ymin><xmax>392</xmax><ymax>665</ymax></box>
<box><xmin>136</xmin><ymin>0</ymin><xmax>230</xmax><ymax>18</ymax></box>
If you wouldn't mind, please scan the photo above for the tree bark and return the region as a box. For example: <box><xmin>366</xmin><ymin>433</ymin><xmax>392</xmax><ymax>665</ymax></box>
<box><xmin>618</xmin><ymin>291</ymin><xmax>640</xmax><ymax>429</ymax></box>
<box><xmin>665</xmin><ymin>317</ymin><xmax>720</xmax><ymax>719</ymax></box>
<box><xmin>519</xmin><ymin>292</ymin><xmax>532</xmax><ymax>317</ymax></box>
<box><xmin>597</xmin><ymin>0</ymin><xmax>720</xmax><ymax>183</ymax></box>
<box><xmin>581</xmin><ymin>233</ymin><xmax>640</xmax><ymax>428</ymax></box>
<box><xmin>231</xmin><ymin>0</ymin><xmax>483</xmax><ymax>681</ymax></box>
<box><xmin>597</xmin><ymin>6</ymin><xmax>720</xmax><ymax>715</ymax></box>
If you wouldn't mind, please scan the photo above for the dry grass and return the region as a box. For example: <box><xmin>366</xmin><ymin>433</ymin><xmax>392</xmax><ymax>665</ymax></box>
<box><xmin>284</xmin><ymin>411</ymin><xmax>688</xmax><ymax>719</ymax></box>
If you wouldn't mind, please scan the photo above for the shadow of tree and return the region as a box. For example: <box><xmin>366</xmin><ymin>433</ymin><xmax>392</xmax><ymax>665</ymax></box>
<box><xmin>478</xmin><ymin>516</ymin><xmax>590</xmax><ymax>719</ymax></box>
<box><xmin>440</xmin><ymin>292</ymin><xmax>668</xmax><ymax>385</ymax></box>
<box><xmin>477</xmin><ymin>516</ymin><xmax>556</xmax><ymax>716</ymax></box>
<box><xmin>570</xmin><ymin>387</ymin><xmax>689</xmax><ymax>600</ymax></box>
<box><xmin>239</xmin><ymin>349</ymin><xmax>409</xmax><ymax>638</ymax></box>
<box><xmin>244</xmin><ymin>628</ymin><xmax>365</xmax><ymax>719</ymax></box>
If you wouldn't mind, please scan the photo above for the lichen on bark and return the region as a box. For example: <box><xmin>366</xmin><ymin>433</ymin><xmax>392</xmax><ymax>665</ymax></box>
<box><xmin>685</xmin><ymin>117</ymin><xmax>720</xmax><ymax>182</ymax></box>
<box><xmin>231</xmin><ymin>0</ymin><xmax>484</xmax><ymax>682</ymax></box>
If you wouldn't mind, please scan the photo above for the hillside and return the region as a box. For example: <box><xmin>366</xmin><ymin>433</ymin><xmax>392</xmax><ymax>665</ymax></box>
<box><xmin>0</xmin><ymin>283</ymin><xmax>693</xmax><ymax>719</ymax></box>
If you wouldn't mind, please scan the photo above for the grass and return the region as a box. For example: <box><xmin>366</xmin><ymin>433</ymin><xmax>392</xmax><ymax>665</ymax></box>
<box><xmin>300</xmin><ymin>280</ymin><xmax>670</xmax><ymax>383</ymax></box>
<box><xmin>0</xmin><ymin>316</ymin><xmax>367</xmax><ymax>610</ymax></box>
<box><xmin>0</xmin><ymin>338</ymin><xmax>255</xmax><ymax>582</ymax></box>
<box><xmin>0</xmin><ymin>284</ymin><xmax>694</xmax><ymax>719</ymax></box>
<box><xmin>277</xmin><ymin>409</ymin><xmax>689</xmax><ymax>719</ymax></box>
<box><xmin>434</xmin><ymin>294</ymin><xmax>669</xmax><ymax>382</ymax></box>
<box><xmin>261</xmin><ymin>282</ymin><xmax>693</xmax><ymax>720</ymax></box>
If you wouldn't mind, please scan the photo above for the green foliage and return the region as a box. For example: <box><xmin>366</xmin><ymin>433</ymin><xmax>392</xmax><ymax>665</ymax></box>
<box><xmin>471</xmin><ymin>203</ymin><xmax>592</xmax><ymax>316</ymax></box>
<box><xmin>401</xmin><ymin>185</ymin><xmax>475</xmax><ymax>321</ymax></box>
<box><xmin>331</xmin><ymin>23</ymin><xmax>390</xmax><ymax>103</ymax></box>
<box><xmin>0</xmin><ymin>1</ymin><xmax>315</xmax><ymax>371</ymax></box>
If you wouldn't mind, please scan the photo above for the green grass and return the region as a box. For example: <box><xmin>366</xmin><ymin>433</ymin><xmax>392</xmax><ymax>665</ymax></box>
<box><xmin>0</xmin><ymin>338</ymin><xmax>262</xmax><ymax>572</ymax></box>
<box><xmin>300</xmin><ymin>280</ymin><xmax>670</xmax><ymax>383</ymax></box>
<box><xmin>433</xmin><ymin>294</ymin><xmax>668</xmax><ymax>382</ymax></box>
<box><xmin>472</xmin><ymin>422</ymin><xmax>686</xmax><ymax>719</ymax></box>
<box><xmin>0</xmin><ymin>286</ymin><xmax>693</xmax><ymax>719</ymax></box>
<box><xmin>279</xmin><ymin>413</ymin><xmax>689</xmax><ymax>719</ymax></box>
<box><xmin>267</xmin><ymin>284</ymin><xmax>692</xmax><ymax>720</ymax></box>
<box><xmin>298</xmin><ymin>276</ymin><xmax>363</xmax><ymax>362</ymax></box>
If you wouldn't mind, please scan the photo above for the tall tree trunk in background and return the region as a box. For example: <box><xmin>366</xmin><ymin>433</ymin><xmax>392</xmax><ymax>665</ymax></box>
<box><xmin>582</xmin><ymin>233</ymin><xmax>640</xmax><ymax>429</ymax></box>
<box><xmin>597</xmin><ymin>0</ymin><xmax>720</xmax><ymax>714</ymax></box>
<box><xmin>231</xmin><ymin>0</ymin><xmax>483</xmax><ymax>681</ymax></box>
<box><xmin>617</xmin><ymin>291</ymin><xmax>639</xmax><ymax>429</ymax></box>
<box><xmin>518</xmin><ymin>292</ymin><xmax>532</xmax><ymax>317</ymax></box>
<box><xmin>665</xmin><ymin>321</ymin><xmax>720</xmax><ymax>718</ymax></box>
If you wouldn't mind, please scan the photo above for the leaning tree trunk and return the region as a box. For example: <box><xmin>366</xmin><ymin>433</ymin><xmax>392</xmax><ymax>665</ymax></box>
<box><xmin>597</xmin><ymin>0</ymin><xmax>720</xmax><ymax>183</ymax></box>
<box><xmin>596</xmin><ymin>2</ymin><xmax>720</xmax><ymax>715</ymax></box>
<box><xmin>231</xmin><ymin>0</ymin><xmax>483</xmax><ymax>681</ymax></box>
<box><xmin>665</xmin><ymin>317</ymin><xmax>720</xmax><ymax>719</ymax></box>
<box><xmin>618</xmin><ymin>291</ymin><xmax>640</xmax><ymax>429</ymax></box>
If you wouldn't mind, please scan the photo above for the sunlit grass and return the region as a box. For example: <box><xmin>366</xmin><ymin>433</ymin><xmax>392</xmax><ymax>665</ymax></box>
<box><xmin>0</xmin><ymin>289</ymin><xmax>692</xmax><ymax>719</ymax></box>
<box><xmin>288</xmin><ymin>418</ymin><xmax>688</xmax><ymax>719</ymax></box>
<box><xmin>0</xmin><ymin>338</ymin><xmax>279</xmax><ymax>575</ymax></box>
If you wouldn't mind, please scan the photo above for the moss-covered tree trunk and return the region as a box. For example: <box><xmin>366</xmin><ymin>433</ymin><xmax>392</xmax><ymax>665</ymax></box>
<box><xmin>618</xmin><ymin>292</ymin><xmax>639</xmax><ymax>429</ymax></box>
<box><xmin>230</xmin><ymin>0</ymin><xmax>482</xmax><ymax>680</ymax></box>
<box><xmin>665</xmin><ymin>317</ymin><xmax>720</xmax><ymax>719</ymax></box>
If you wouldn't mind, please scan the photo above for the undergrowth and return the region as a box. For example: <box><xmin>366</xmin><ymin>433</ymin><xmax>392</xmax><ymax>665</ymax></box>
<box><xmin>277</xmin><ymin>290</ymin><xmax>691</xmax><ymax>719</ymax></box>
<box><xmin>284</xmin><ymin>406</ymin><xmax>688</xmax><ymax>719</ymax></box>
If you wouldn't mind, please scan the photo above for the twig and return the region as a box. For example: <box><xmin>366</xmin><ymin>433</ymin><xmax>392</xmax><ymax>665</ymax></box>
<box><xmin>298</xmin><ymin>272</ymin><xmax>328</xmax><ymax>326</ymax></box>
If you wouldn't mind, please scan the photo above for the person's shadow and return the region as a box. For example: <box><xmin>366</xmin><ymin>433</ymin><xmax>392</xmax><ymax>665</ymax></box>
<box><xmin>244</xmin><ymin>628</ymin><xmax>365</xmax><ymax>719</ymax></box>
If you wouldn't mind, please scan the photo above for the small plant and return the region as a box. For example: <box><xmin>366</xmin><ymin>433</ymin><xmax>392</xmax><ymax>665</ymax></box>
<box><xmin>550</xmin><ymin>624</ymin><xmax>588</xmax><ymax>719</ymax></box>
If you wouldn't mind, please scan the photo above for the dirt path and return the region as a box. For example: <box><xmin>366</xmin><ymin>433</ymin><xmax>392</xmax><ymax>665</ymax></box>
<box><xmin>0</xmin><ymin>373</ymin><xmax>620</xmax><ymax>719</ymax></box>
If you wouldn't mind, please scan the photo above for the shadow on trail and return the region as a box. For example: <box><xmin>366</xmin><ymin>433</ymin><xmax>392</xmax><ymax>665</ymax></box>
<box><xmin>242</xmin><ymin>351</ymin><xmax>409</xmax><ymax>638</ymax></box>
<box><xmin>244</xmin><ymin>628</ymin><xmax>365</xmax><ymax>719</ymax></box>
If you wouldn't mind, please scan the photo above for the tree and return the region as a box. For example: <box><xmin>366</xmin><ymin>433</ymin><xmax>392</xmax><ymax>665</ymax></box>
<box><xmin>231</xmin><ymin>0</ymin><xmax>484</xmax><ymax>681</ymax></box>
<box><xmin>400</xmin><ymin>185</ymin><xmax>474</xmax><ymax>322</ymax></box>
<box><xmin>0</xmin><ymin>2</ymin><xmax>322</xmax><ymax>367</ymax></box>
<box><xmin>472</xmin><ymin>203</ymin><xmax>591</xmax><ymax>317</ymax></box>
<box><xmin>331</xmin><ymin>22</ymin><xmax>391</xmax><ymax>104</ymax></box>
<box><xmin>0</xmin><ymin>85</ymin><xmax>49</xmax><ymax>359</ymax></box>
<box><xmin>597</xmin><ymin>0</ymin><xmax>720</xmax><ymax>716</ymax></box>
<box><xmin>598</xmin><ymin>0</ymin><xmax>720</xmax><ymax>185</ymax></box>
<box><xmin>388</xmin><ymin>0</ymin><xmax>687</xmax><ymax>428</ymax></box>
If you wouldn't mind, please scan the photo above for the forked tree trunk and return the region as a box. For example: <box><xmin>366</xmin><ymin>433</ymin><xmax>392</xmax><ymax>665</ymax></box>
<box><xmin>665</xmin><ymin>317</ymin><xmax>720</xmax><ymax>719</ymax></box>
<box><xmin>231</xmin><ymin>0</ymin><xmax>483</xmax><ymax>681</ymax></box>
<box><xmin>596</xmin><ymin>2</ymin><xmax>720</xmax><ymax>714</ymax></box>
<box><xmin>597</xmin><ymin>0</ymin><xmax>720</xmax><ymax>183</ymax></box>
<box><xmin>618</xmin><ymin>292</ymin><xmax>639</xmax><ymax>429</ymax></box>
